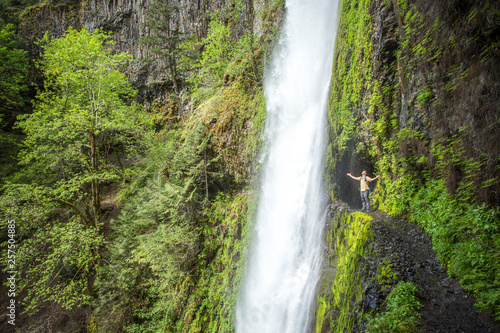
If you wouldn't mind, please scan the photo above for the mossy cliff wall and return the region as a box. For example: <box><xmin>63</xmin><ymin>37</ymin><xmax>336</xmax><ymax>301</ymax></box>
<box><xmin>85</xmin><ymin>1</ymin><xmax>284</xmax><ymax>331</ymax></box>
<box><xmin>325</xmin><ymin>0</ymin><xmax>500</xmax><ymax>320</ymax></box>
<box><xmin>316</xmin><ymin>204</ymin><xmax>374</xmax><ymax>332</ymax></box>
<box><xmin>327</xmin><ymin>0</ymin><xmax>500</xmax><ymax>206</ymax></box>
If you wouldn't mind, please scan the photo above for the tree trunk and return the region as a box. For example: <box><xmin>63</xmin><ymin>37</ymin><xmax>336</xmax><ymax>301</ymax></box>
<box><xmin>89</xmin><ymin>130</ymin><xmax>101</xmax><ymax>229</ymax></box>
<box><xmin>169</xmin><ymin>57</ymin><xmax>183</xmax><ymax>123</ymax></box>
<box><xmin>114</xmin><ymin>146</ymin><xmax>125</xmax><ymax>175</ymax></box>
<box><xmin>204</xmin><ymin>148</ymin><xmax>209</xmax><ymax>199</ymax></box>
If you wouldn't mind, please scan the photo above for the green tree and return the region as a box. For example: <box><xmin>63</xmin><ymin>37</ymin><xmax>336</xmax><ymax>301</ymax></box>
<box><xmin>0</xmin><ymin>23</ymin><xmax>28</xmax><ymax>126</ymax></box>
<box><xmin>1</xmin><ymin>27</ymin><xmax>150</xmax><ymax>314</ymax></box>
<box><xmin>141</xmin><ymin>0</ymin><xmax>187</xmax><ymax>119</ymax></box>
<box><xmin>199</xmin><ymin>18</ymin><xmax>234</xmax><ymax>84</ymax></box>
<box><xmin>23</xmin><ymin>26</ymin><xmax>143</xmax><ymax>227</ymax></box>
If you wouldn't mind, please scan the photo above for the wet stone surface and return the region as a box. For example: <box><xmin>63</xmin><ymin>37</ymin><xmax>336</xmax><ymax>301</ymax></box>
<box><xmin>361</xmin><ymin>210</ymin><xmax>500</xmax><ymax>333</ymax></box>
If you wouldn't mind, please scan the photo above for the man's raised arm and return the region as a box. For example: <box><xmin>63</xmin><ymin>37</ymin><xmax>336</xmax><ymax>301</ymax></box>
<box><xmin>346</xmin><ymin>173</ymin><xmax>359</xmax><ymax>180</ymax></box>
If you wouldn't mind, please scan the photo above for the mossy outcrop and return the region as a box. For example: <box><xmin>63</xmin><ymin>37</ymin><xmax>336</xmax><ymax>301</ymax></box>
<box><xmin>316</xmin><ymin>203</ymin><xmax>374</xmax><ymax>332</ymax></box>
<box><xmin>316</xmin><ymin>206</ymin><xmax>499</xmax><ymax>332</ymax></box>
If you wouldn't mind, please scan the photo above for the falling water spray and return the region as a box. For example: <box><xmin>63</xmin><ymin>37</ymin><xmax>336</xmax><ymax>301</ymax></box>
<box><xmin>235</xmin><ymin>0</ymin><xmax>340</xmax><ymax>332</ymax></box>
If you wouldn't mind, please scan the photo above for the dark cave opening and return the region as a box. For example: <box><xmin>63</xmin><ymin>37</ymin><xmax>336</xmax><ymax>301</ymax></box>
<box><xmin>332</xmin><ymin>141</ymin><xmax>376</xmax><ymax>211</ymax></box>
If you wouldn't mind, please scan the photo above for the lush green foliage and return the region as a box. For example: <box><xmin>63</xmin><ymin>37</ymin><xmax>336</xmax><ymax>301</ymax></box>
<box><xmin>366</xmin><ymin>281</ymin><xmax>421</xmax><ymax>333</ymax></box>
<box><xmin>195</xmin><ymin>18</ymin><xmax>234</xmax><ymax>87</ymax></box>
<box><xmin>182</xmin><ymin>1</ymin><xmax>265</xmax><ymax>106</ymax></box>
<box><xmin>0</xmin><ymin>27</ymin><xmax>150</xmax><ymax>314</ymax></box>
<box><xmin>93</xmin><ymin>87</ymin><xmax>265</xmax><ymax>331</ymax></box>
<box><xmin>173</xmin><ymin>192</ymin><xmax>252</xmax><ymax>332</ymax></box>
<box><xmin>0</xmin><ymin>0</ymin><xmax>278</xmax><ymax>330</ymax></box>
<box><xmin>93</xmin><ymin>125</ymin><xmax>212</xmax><ymax>331</ymax></box>
<box><xmin>20</xmin><ymin>26</ymin><xmax>145</xmax><ymax>223</ymax></box>
<box><xmin>383</xmin><ymin>178</ymin><xmax>500</xmax><ymax>319</ymax></box>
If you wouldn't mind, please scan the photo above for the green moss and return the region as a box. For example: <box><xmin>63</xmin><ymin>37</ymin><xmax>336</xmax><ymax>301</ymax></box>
<box><xmin>19</xmin><ymin>2</ymin><xmax>49</xmax><ymax>21</ymax></box>
<box><xmin>175</xmin><ymin>192</ymin><xmax>254</xmax><ymax>332</ymax></box>
<box><xmin>376</xmin><ymin>259</ymin><xmax>398</xmax><ymax>292</ymax></box>
<box><xmin>315</xmin><ymin>297</ymin><xmax>329</xmax><ymax>333</ymax></box>
<box><xmin>192</xmin><ymin>81</ymin><xmax>261</xmax><ymax>182</ymax></box>
<box><xmin>326</xmin><ymin>0</ymin><xmax>373</xmax><ymax>184</ymax></box>
<box><xmin>350</xmin><ymin>211</ymin><xmax>374</xmax><ymax>223</ymax></box>
<box><xmin>316</xmin><ymin>208</ymin><xmax>373</xmax><ymax>332</ymax></box>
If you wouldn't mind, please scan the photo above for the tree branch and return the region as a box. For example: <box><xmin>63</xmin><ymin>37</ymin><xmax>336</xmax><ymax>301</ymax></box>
<box><xmin>50</xmin><ymin>198</ymin><xmax>93</xmax><ymax>228</ymax></box>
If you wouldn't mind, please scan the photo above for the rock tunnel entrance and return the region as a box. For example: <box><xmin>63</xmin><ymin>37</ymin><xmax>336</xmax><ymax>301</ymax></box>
<box><xmin>332</xmin><ymin>142</ymin><xmax>376</xmax><ymax>211</ymax></box>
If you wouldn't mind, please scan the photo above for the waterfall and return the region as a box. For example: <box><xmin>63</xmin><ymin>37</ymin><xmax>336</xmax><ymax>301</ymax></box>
<box><xmin>235</xmin><ymin>0</ymin><xmax>340</xmax><ymax>332</ymax></box>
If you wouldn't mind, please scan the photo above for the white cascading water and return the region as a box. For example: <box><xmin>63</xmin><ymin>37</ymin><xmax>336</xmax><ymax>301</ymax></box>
<box><xmin>235</xmin><ymin>0</ymin><xmax>340</xmax><ymax>332</ymax></box>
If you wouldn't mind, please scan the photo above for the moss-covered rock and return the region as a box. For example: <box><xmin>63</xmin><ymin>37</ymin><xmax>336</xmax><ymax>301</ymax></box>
<box><xmin>316</xmin><ymin>203</ymin><xmax>374</xmax><ymax>332</ymax></box>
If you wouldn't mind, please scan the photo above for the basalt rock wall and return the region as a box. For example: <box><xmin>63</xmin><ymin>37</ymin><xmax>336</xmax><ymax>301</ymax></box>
<box><xmin>19</xmin><ymin>0</ymin><xmax>266</xmax><ymax>102</ymax></box>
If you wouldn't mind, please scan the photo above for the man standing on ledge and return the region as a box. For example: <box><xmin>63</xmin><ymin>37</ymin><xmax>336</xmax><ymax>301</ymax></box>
<box><xmin>347</xmin><ymin>170</ymin><xmax>380</xmax><ymax>212</ymax></box>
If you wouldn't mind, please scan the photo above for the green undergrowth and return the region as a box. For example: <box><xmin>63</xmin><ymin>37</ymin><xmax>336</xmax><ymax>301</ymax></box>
<box><xmin>381</xmin><ymin>178</ymin><xmax>500</xmax><ymax>320</ymax></box>
<box><xmin>172</xmin><ymin>191</ymin><xmax>255</xmax><ymax>332</ymax></box>
<box><xmin>316</xmin><ymin>209</ymin><xmax>373</xmax><ymax>332</ymax></box>
<box><xmin>365</xmin><ymin>281</ymin><xmax>421</xmax><ymax>333</ymax></box>
<box><xmin>93</xmin><ymin>82</ymin><xmax>266</xmax><ymax>332</ymax></box>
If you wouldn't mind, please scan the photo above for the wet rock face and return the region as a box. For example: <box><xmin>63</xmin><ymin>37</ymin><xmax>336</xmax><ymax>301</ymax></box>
<box><xmin>21</xmin><ymin>0</ymin><xmax>233</xmax><ymax>55</ymax></box>
<box><xmin>20</xmin><ymin>0</ymin><xmax>262</xmax><ymax>99</ymax></box>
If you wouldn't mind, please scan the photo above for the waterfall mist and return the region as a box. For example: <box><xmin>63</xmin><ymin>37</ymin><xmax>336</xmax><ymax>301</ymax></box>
<box><xmin>235</xmin><ymin>0</ymin><xmax>340</xmax><ymax>332</ymax></box>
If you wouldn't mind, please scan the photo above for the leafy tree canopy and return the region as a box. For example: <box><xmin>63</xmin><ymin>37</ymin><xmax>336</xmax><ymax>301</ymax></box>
<box><xmin>1</xmin><ymin>26</ymin><xmax>151</xmax><ymax>314</ymax></box>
